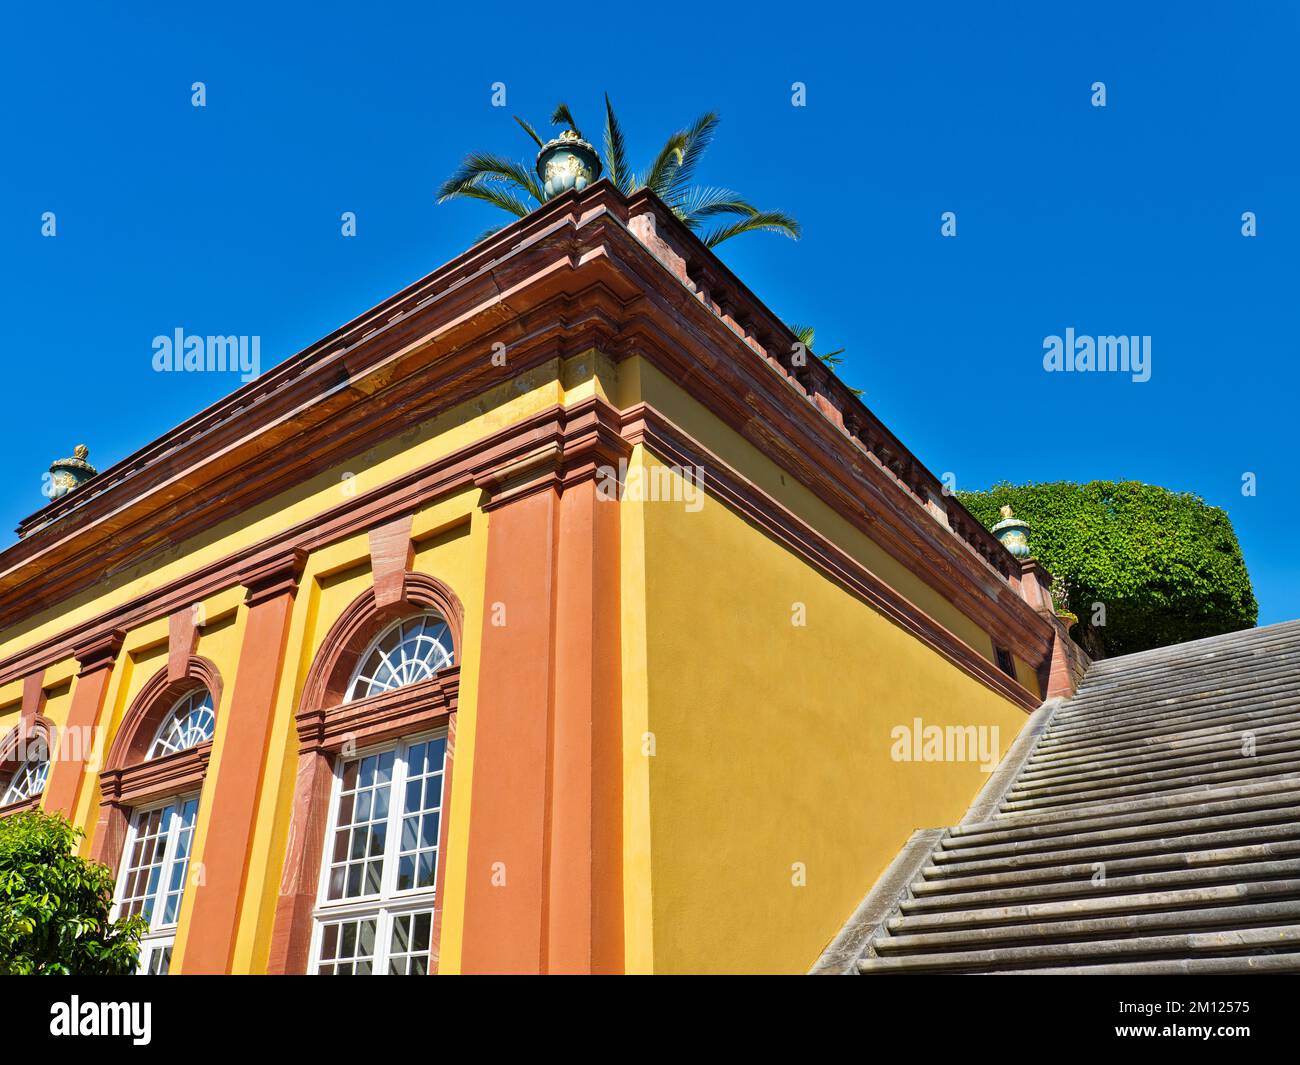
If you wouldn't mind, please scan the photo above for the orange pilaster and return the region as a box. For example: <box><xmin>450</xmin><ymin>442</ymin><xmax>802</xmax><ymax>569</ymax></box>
<box><xmin>181</xmin><ymin>550</ymin><xmax>304</xmax><ymax>973</ymax></box>
<box><xmin>460</xmin><ymin>473</ymin><xmax>623</xmax><ymax>974</ymax></box>
<box><xmin>41</xmin><ymin>632</ymin><xmax>123</xmax><ymax>817</ymax></box>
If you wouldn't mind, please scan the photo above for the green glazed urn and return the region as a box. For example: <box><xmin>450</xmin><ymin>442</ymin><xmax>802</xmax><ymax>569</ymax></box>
<box><xmin>47</xmin><ymin>444</ymin><xmax>98</xmax><ymax>500</ymax></box>
<box><xmin>991</xmin><ymin>504</ymin><xmax>1031</xmax><ymax>559</ymax></box>
<box><xmin>536</xmin><ymin>130</ymin><xmax>602</xmax><ymax>199</ymax></box>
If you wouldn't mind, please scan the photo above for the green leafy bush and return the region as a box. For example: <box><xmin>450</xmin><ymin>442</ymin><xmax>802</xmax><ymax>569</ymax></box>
<box><xmin>958</xmin><ymin>481</ymin><xmax>1258</xmax><ymax>658</ymax></box>
<box><xmin>0</xmin><ymin>809</ymin><xmax>144</xmax><ymax>974</ymax></box>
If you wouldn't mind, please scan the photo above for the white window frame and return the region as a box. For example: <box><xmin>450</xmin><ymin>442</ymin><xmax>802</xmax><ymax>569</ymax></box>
<box><xmin>344</xmin><ymin>613</ymin><xmax>455</xmax><ymax>703</ymax></box>
<box><xmin>146</xmin><ymin>689</ymin><xmax>216</xmax><ymax>760</ymax></box>
<box><xmin>309</xmin><ymin>730</ymin><xmax>448</xmax><ymax>975</ymax></box>
<box><xmin>110</xmin><ymin>792</ymin><xmax>200</xmax><ymax>975</ymax></box>
<box><xmin>0</xmin><ymin>756</ymin><xmax>49</xmax><ymax>806</ymax></box>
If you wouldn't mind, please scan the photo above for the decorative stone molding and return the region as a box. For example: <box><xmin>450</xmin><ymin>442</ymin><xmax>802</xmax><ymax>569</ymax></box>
<box><xmin>368</xmin><ymin>515</ymin><xmax>415</xmax><ymax>608</ymax></box>
<box><xmin>471</xmin><ymin>396</ymin><xmax>631</xmax><ymax>512</ymax></box>
<box><xmin>240</xmin><ymin>548</ymin><xmax>308</xmax><ymax>608</ymax></box>
<box><xmin>99</xmin><ymin>741</ymin><xmax>213</xmax><ymax>810</ymax></box>
<box><xmin>296</xmin><ymin>668</ymin><xmax>459</xmax><ymax>756</ymax></box>
<box><xmin>75</xmin><ymin>629</ymin><xmax>124</xmax><ymax>678</ymax></box>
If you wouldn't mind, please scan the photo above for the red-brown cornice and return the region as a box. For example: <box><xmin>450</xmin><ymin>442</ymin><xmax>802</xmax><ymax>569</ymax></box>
<box><xmin>0</xmin><ymin>181</ymin><xmax>1042</xmax><ymax>678</ymax></box>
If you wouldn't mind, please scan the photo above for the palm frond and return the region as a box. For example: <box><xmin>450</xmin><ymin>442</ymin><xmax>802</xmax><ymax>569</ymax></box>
<box><xmin>786</xmin><ymin>323</ymin><xmax>815</xmax><ymax>348</ymax></box>
<box><xmin>675</xmin><ymin>187</ymin><xmax>759</xmax><ymax>229</ymax></box>
<box><xmin>474</xmin><ymin>224</ymin><xmax>507</xmax><ymax>244</ymax></box>
<box><xmin>514</xmin><ymin>115</ymin><xmax>544</xmax><ymax>148</ymax></box>
<box><xmin>642</xmin><ymin>132</ymin><xmax>688</xmax><ymax>198</ymax></box>
<box><xmin>442</xmin><ymin>182</ymin><xmax>533</xmax><ymax>219</ymax></box>
<box><xmin>702</xmin><ymin>209</ymin><xmax>802</xmax><ymax>247</ymax></box>
<box><xmin>663</xmin><ymin>111</ymin><xmax>720</xmax><ymax>206</ymax></box>
<box><xmin>549</xmin><ymin>102</ymin><xmax>582</xmax><ymax>139</ymax></box>
<box><xmin>602</xmin><ymin>93</ymin><xmax>630</xmax><ymax>193</ymax></box>
<box><xmin>437</xmin><ymin>151</ymin><xmax>543</xmax><ymax>206</ymax></box>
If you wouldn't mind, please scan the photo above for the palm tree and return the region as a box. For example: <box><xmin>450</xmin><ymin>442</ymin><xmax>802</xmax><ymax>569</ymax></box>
<box><xmin>438</xmin><ymin>94</ymin><xmax>801</xmax><ymax>248</ymax></box>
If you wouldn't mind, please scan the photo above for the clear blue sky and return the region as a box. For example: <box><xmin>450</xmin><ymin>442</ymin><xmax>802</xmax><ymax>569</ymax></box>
<box><xmin>1</xmin><ymin>2</ymin><xmax>1295</xmax><ymax>623</ymax></box>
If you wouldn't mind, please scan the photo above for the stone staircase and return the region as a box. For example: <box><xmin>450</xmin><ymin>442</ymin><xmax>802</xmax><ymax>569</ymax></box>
<box><xmin>856</xmin><ymin>619</ymin><xmax>1300</xmax><ymax>974</ymax></box>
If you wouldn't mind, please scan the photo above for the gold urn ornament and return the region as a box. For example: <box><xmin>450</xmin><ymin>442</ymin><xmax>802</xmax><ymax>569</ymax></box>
<box><xmin>991</xmin><ymin>504</ymin><xmax>1031</xmax><ymax>559</ymax></box>
<box><xmin>46</xmin><ymin>444</ymin><xmax>98</xmax><ymax>500</ymax></box>
<box><xmin>535</xmin><ymin>129</ymin><xmax>602</xmax><ymax>199</ymax></box>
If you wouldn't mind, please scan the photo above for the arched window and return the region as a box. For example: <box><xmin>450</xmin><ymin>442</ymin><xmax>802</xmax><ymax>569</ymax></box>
<box><xmin>345</xmin><ymin>613</ymin><xmax>454</xmax><ymax>702</ymax></box>
<box><xmin>1</xmin><ymin>755</ymin><xmax>49</xmax><ymax>806</ymax></box>
<box><xmin>269</xmin><ymin>574</ymin><xmax>463</xmax><ymax>976</ymax></box>
<box><xmin>147</xmin><ymin>690</ymin><xmax>216</xmax><ymax>759</ymax></box>
<box><xmin>0</xmin><ymin>717</ymin><xmax>54</xmax><ymax>813</ymax></box>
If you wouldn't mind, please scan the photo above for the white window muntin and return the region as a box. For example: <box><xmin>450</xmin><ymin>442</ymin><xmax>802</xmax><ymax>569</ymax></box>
<box><xmin>146</xmin><ymin>689</ymin><xmax>215</xmax><ymax>760</ymax></box>
<box><xmin>310</xmin><ymin>731</ymin><xmax>447</xmax><ymax>974</ymax></box>
<box><xmin>310</xmin><ymin>895</ymin><xmax>437</xmax><ymax>976</ymax></box>
<box><xmin>1</xmin><ymin>756</ymin><xmax>49</xmax><ymax>806</ymax></box>
<box><xmin>111</xmin><ymin>793</ymin><xmax>200</xmax><ymax>975</ymax></box>
<box><xmin>344</xmin><ymin>614</ymin><xmax>454</xmax><ymax>703</ymax></box>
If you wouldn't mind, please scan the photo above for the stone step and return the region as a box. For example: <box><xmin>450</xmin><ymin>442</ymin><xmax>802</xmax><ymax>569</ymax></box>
<box><xmin>1064</xmin><ymin>634</ymin><xmax>1300</xmax><ymax>698</ymax></box>
<box><xmin>922</xmin><ymin>836</ymin><xmax>1300</xmax><ymax>891</ymax></box>
<box><xmin>1037</xmin><ymin>689</ymin><xmax>1300</xmax><ymax>754</ymax></box>
<box><xmin>1060</xmin><ymin>655</ymin><xmax>1300</xmax><ymax>720</ymax></box>
<box><xmin>999</xmin><ymin>756</ymin><xmax>1300</xmax><ymax>814</ymax></box>
<box><xmin>876</xmin><ymin>898</ymin><xmax>1300</xmax><ymax>955</ymax></box>
<box><xmin>1062</xmin><ymin>634</ymin><xmax>1300</xmax><ymax>698</ymax></box>
<box><xmin>1043</xmin><ymin>680</ymin><xmax>1300</xmax><ymax>747</ymax></box>
<box><xmin>888</xmin><ymin>879</ymin><xmax>1300</xmax><ymax>935</ymax></box>
<box><xmin>937</xmin><ymin>805</ymin><xmax>1300</xmax><ymax>868</ymax></box>
<box><xmin>899</xmin><ymin>858</ymin><xmax>1300</xmax><ymax>915</ymax></box>
<box><xmin>857</xmin><ymin>924</ymin><xmax>1300</xmax><ymax>974</ymax></box>
<box><xmin>1066</xmin><ymin>653</ymin><xmax>1300</xmax><ymax>714</ymax></box>
<box><xmin>1019</xmin><ymin>714</ymin><xmax>1300</xmax><ymax>779</ymax></box>
<box><xmin>1079</xmin><ymin>620</ymin><xmax>1300</xmax><ymax>679</ymax></box>
<box><xmin>957</xmin><ymin>774</ymin><xmax>1300</xmax><ymax>834</ymax></box>
<box><xmin>997</xmin><ymin>952</ymin><xmax>1300</xmax><ymax>974</ymax></box>
<box><xmin>1009</xmin><ymin>739</ymin><xmax>1300</xmax><ymax>802</ymax></box>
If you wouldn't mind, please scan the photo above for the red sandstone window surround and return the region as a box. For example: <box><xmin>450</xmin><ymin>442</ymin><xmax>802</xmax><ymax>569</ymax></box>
<box><xmin>267</xmin><ymin>572</ymin><xmax>463</xmax><ymax>975</ymax></box>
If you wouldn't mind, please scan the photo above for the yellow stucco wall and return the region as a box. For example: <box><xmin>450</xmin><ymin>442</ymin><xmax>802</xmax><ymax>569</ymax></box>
<box><xmin>634</xmin><ymin>453</ymin><xmax>1030</xmax><ymax>972</ymax></box>
<box><xmin>609</xmin><ymin>363</ymin><xmax>1036</xmax><ymax>972</ymax></box>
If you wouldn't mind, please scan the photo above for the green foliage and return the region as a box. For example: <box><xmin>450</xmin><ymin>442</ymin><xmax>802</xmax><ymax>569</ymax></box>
<box><xmin>0</xmin><ymin>810</ymin><xmax>144</xmax><ymax>975</ymax></box>
<box><xmin>958</xmin><ymin>481</ymin><xmax>1258</xmax><ymax>658</ymax></box>
<box><xmin>438</xmin><ymin>95</ymin><xmax>801</xmax><ymax>248</ymax></box>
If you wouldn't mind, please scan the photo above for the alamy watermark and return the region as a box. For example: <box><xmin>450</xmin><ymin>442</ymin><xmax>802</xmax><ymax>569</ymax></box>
<box><xmin>596</xmin><ymin>458</ymin><xmax>705</xmax><ymax>511</ymax></box>
<box><xmin>1043</xmin><ymin>328</ymin><xmax>1151</xmax><ymax>383</ymax></box>
<box><xmin>152</xmin><ymin>328</ymin><xmax>261</xmax><ymax>382</ymax></box>
<box><xmin>890</xmin><ymin>717</ymin><xmax>1001</xmax><ymax>773</ymax></box>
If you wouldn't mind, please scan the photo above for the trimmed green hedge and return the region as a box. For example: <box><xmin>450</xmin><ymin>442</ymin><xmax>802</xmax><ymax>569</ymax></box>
<box><xmin>958</xmin><ymin>481</ymin><xmax>1257</xmax><ymax>658</ymax></box>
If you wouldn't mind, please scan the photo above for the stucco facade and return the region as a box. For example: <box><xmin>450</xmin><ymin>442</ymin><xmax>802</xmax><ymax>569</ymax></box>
<box><xmin>0</xmin><ymin>182</ymin><xmax>1066</xmax><ymax>973</ymax></box>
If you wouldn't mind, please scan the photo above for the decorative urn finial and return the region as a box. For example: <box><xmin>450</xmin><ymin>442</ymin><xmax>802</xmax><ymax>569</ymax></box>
<box><xmin>535</xmin><ymin>129</ymin><xmax>602</xmax><ymax>199</ymax></box>
<box><xmin>46</xmin><ymin>444</ymin><xmax>98</xmax><ymax>500</ymax></box>
<box><xmin>991</xmin><ymin>503</ymin><xmax>1031</xmax><ymax>559</ymax></box>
